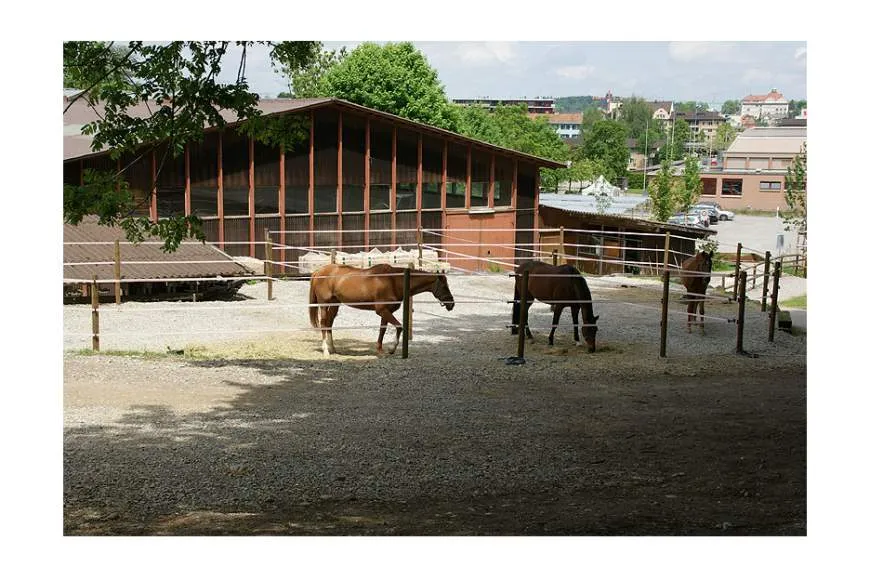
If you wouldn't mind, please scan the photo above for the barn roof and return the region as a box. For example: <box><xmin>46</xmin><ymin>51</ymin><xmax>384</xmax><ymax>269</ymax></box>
<box><xmin>63</xmin><ymin>216</ymin><xmax>253</xmax><ymax>282</ymax></box>
<box><xmin>63</xmin><ymin>96</ymin><xmax>567</xmax><ymax>169</ymax></box>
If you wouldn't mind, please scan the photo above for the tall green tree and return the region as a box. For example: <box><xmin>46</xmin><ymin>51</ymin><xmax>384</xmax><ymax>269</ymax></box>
<box><xmin>283</xmin><ymin>45</ymin><xmax>347</xmax><ymax>98</ymax></box>
<box><xmin>788</xmin><ymin>99</ymin><xmax>807</xmax><ymax>118</ymax></box>
<box><xmin>720</xmin><ymin>99</ymin><xmax>741</xmax><ymax>115</ymax></box>
<box><xmin>648</xmin><ymin>156</ymin><xmax>677</xmax><ymax>223</ymax></box>
<box><xmin>580</xmin><ymin>120</ymin><xmax>629</xmax><ymax>182</ymax></box>
<box><xmin>677</xmin><ymin>155</ymin><xmax>702</xmax><ymax>214</ymax></box>
<box><xmin>668</xmin><ymin>119</ymin><xmax>692</xmax><ymax>160</ymax></box>
<box><xmin>783</xmin><ymin>143</ymin><xmax>807</xmax><ymax>235</ymax></box>
<box><xmin>675</xmin><ymin>101</ymin><xmax>709</xmax><ymax>113</ymax></box>
<box><xmin>619</xmin><ymin>97</ymin><xmax>655</xmax><ymax>140</ymax></box>
<box><xmin>714</xmin><ymin>122</ymin><xmax>737</xmax><ymax>152</ymax></box>
<box><xmin>63</xmin><ymin>41</ymin><xmax>319</xmax><ymax>251</ymax></box>
<box><xmin>581</xmin><ymin>106</ymin><xmax>604</xmax><ymax>133</ymax></box>
<box><xmin>321</xmin><ymin>42</ymin><xmax>459</xmax><ymax>131</ymax></box>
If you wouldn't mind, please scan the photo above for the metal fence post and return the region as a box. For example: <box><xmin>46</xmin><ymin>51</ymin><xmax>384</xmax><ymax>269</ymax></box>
<box><xmin>736</xmin><ymin>270</ymin><xmax>747</xmax><ymax>354</ymax></box>
<box><xmin>761</xmin><ymin>251</ymin><xmax>771</xmax><ymax>312</ymax></box>
<box><xmin>402</xmin><ymin>267</ymin><xmax>411</xmax><ymax>359</ymax></box>
<box><xmin>517</xmin><ymin>268</ymin><xmax>530</xmax><ymax>360</ymax></box>
<box><xmin>660</xmin><ymin>269</ymin><xmax>670</xmax><ymax>358</ymax></box>
<box><xmin>265</xmin><ymin>228</ymin><xmax>274</xmax><ymax>301</ymax></box>
<box><xmin>768</xmin><ymin>261</ymin><xmax>782</xmax><ymax>342</ymax></box>
<box><xmin>732</xmin><ymin>242</ymin><xmax>742</xmax><ymax>301</ymax></box>
<box><xmin>91</xmin><ymin>275</ymin><xmax>100</xmax><ymax>352</ymax></box>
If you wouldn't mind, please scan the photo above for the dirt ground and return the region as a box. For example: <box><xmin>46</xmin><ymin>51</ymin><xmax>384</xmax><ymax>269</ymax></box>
<box><xmin>64</xmin><ymin>339</ymin><xmax>806</xmax><ymax>536</ymax></box>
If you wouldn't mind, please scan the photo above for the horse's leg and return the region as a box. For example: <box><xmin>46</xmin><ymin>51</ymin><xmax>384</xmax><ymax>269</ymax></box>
<box><xmin>321</xmin><ymin>305</ymin><xmax>339</xmax><ymax>354</ymax></box>
<box><xmin>549</xmin><ymin>305</ymin><xmax>563</xmax><ymax>346</ymax></box>
<box><xmin>376</xmin><ymin>314</ymin><xmax>389</xmax><ymax>355</ymax></box>
<box><xmin>686</xmin><ymin>300</ymin><xmax>695</xmax><ymax>334</ymax></box>
<box><xmin>376</xmin><ymin>307</ymin><xmax>403</xmax><ymax>354</ymax></box>
<box><xmin>524</xmin><ymin>300</ymin><xmax>534</xmax><ymax>341</ymax></box>
<box><xmin>319</xmin><ymin>305</ymin><xmax>331</xmax><ymax>355</ymax></box>
<box><xmin>571</xmin><ymin>305</ymin><xmax>581</xmax><ymax>346</ymax></box>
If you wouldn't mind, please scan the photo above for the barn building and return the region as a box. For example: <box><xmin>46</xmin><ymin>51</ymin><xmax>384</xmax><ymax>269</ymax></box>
<box><xmin>64</xmin><ymin>96</ymin><xmax>566</xmax><ymax>273</ymax></box>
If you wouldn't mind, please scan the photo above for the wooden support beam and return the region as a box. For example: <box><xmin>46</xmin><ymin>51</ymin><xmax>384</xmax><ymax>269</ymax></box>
<box><xmin>309</xmin><ymin>111</ymin><xmax>315</xmax><ymax>249</ymax></box>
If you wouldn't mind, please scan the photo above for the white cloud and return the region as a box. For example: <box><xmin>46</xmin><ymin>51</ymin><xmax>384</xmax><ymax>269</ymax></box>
<box><xmin>668</xmin><ymin>42</ymin><xmax>737</xmax><ymax>63</ymax></box>
<box><xmin>455</xmin><ymin>42</ymin><xmax>517</xmax><ymax>65</ymax></box>
<box><xmin>742</xmin><ymin>68</ymin><xmax>773</xmax><ymax>85</ymax></box>
<box><xmin>554</xmin><ymin>65</ymin><xmax>595</xmax><ymax>79</ymax></box>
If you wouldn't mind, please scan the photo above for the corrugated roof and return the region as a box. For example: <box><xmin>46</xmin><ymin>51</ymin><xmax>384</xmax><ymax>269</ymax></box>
<box><xmin>725</xmin><ymin>127</ymin><xmax>807</xmax><ymax>156</ymax></box>
<box><xmin>538</xmin><ymin>204</ymin><xmax>714</xmax><ymax>237</ymax></box>
<box><xmin>63</xmin><ymin>96</ymin><xmax>566</xmax><ymax>169</ymax></box>
<box><xmin>63</xmin><ymin>216</ymin><xmax>252</xmax><ymax>282</ymax></box>
<box><xmin>540</xmin><ymin>193</ymin><xmax>649</xmax><ymax>216</ymax></box>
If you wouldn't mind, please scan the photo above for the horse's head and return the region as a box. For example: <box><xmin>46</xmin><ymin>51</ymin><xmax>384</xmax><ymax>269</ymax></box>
<box><xmin>433</xmin><ymin>274</ymin><xmax>455</xmax><ymax>311</ymax></box>
<box><xmin>581</xmin><ymin>315</ymin><xmax>599</xmax><ymax>353</ymax></box>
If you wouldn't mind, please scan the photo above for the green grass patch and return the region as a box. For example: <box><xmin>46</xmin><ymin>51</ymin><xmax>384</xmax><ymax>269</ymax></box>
<box><xmin>780</xmin><ymin>295</ymin><xmax>806</xmax><ymax>308</ymax></box>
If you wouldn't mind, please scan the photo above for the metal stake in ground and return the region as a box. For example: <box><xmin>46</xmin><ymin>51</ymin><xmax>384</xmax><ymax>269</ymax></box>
<box><xmin>733</xmin><ymin>242</ymin><xmax>742</xmax><ymax>301</ymax></box>
<box><xmin>401</xmin><ymin>267</ymin><xmax>411</xmax><ymax>359</ymax></box>
<box><xmin>91</xmin><ymin>275</ymin><xmax>100</xmax><ymax>352</ymax></box>
<box><xmin>265</xmin><ymin>228</ymin><xmax>274</xmax><ymax>301</ymax></box>
<box><xmin>517</xmin><ymin>268</ymin><xmax>530</xmax><ymax>361</ymax></box>
<box><xmin>660</xmin><ymin>269</ymin><xmax>670</xmax><ymax>358</ymax></box>
<box><xmin>768</xmin><ymin>261</ymin><xmax>782</xmax><ymax>342</ymax></box>
<box><xmin>736</xmin><ymin>270</ymin><xmax>748</xmax><ymax>354</ymax></box>
<box><xmin>761</xmin><ymin>251</ymin><xmax>771</xmax><ymax>312</ymax></box>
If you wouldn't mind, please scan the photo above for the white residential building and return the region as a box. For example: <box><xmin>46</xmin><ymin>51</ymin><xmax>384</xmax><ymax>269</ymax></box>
<box><xmin>740</xmin><ymin>89</ymin><xmax>789</xmax><ymax>122</ymax></box>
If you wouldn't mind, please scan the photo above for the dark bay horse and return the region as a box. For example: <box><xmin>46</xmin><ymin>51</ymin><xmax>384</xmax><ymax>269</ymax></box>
<box><xmin>309</xmin><ymin>264</ymin><xmax>455</xmax><ymax>356</ymax></box>
<box><xmin>679</xmin><ymin>251</ymin><xmax>713</xmax><ymax>334</ymax></box>
<box><xmin>510</xmin><ymin>261</ymin><xmax>599</xmax><ymax>352</ymax></box>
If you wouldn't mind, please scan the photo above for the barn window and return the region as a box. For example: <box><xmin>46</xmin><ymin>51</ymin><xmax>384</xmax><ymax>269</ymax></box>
<box><xmin>313</xmin><ymin>109</ymin><xmax>338</xmax><ymax>214</ymax></box>
<box><xmin>369</xmin><ymin>121</ymin><xmax>392</xmax><ymax>212</ymax></box>
<box><xmin>341</xmin><ymin>113</ymin><xmax>366</xmax><ymax>213</ymax></box>
<box><xmin>470</xmin><ymin>150</ymin><xmax>489</xmax><ymax>207</ymax></box>
<box><xmin>221</xmin><ymin>130</ymin><xmax>250</xmax><ymax>216</ymax></box>
<box><xmin>494</xmin><ymin>156</ymin><xmax>513</xmax><ymax>207</ymax></box>
<box><xmin>396</xmin><ymin>128</ymin><xmax>418</xmax><ymax>211</ymax></box>
<box><xmin>421</xmin><ymin>136</ymin><xmax>442</xmax><ymax>210</ymax></box>
<box><xmin>155</xmin><ymin>143</ymin><xmax>185</xmax><ymax>217</ymax></box>
<box><xmin>283</xmin><ymin>114</ymin><xmax>310</xmax><ymax>215</ymax></box>
<box><xmin>446</xmin><ymin>142</ymin><xmax>467</xmax><ymax>208</ymax></box>
<box><xmin>189</xmin><ymin>132</ymin><xmax>219</xmax><ymax>216</ymax></box>
<box><xmin>254</xmin><ymin>139</ymin><xmax>280</xmax><ymax>214</ymax></box>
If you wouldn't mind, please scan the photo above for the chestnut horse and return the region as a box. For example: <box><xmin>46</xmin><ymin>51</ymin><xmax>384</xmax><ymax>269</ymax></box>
<box><xmin>309</xmin><ymin>263</ymin><xmax>455</xmax><ymax>356</ymax></box>
<box><xmin>679</xmin><ymin>251</ymin><xmax>713</xmax><ymax>334</ymax></box>
<box><xmin>510</xmin><ymin>261</ymin><xmax>599</xmax><ymax>352</ymax></box>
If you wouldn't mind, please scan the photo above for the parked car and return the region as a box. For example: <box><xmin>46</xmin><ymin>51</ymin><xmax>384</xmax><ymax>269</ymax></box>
<box><xmin>695</xmin><ymin>202</ymin><xmax>735</xmax><ymax>221</ymax></box>
<box><xmin>690</xmin><ymin>205</ymin><xmax>718</xmax><ymax>224</ymax></box>
<box><xmin>687</xmin><ymin>207</ymin><xmax>711</xmax><ymax>227</ymax></box>
<box><xmin>668</xmin><ymin>213</ymin><xmax>703</xmax><ymax>227</ymax></box>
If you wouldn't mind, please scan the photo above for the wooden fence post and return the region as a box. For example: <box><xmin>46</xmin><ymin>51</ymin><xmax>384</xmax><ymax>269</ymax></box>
<box><xmin>732</xmin><ymin>242</ymin><xmax>742</xmax><ymax>301</ymax></box>
<box><xmin>330</xmin><ymin>250</ymin><xmax>336</xmax><ymax>264</ymax></box>
<box><xmin>91</xmin><ymin>275</ymin><xmax>100</xmax><ymax>352</ymax></box>
<box><xmin>761</xmin><ymin>251</ymin><xmax>771</xmax><ymax>312</ymax></box>
<box><xmin>736</xmin><ymin>270</ymin><xmax>748</xmax><ymax>354</ymax></box>
<box><xmin>416</xmin><ymin>225</ymin><xmax>423</xmax><ymax>268</ymax></box>
<box><xmin>517</xmin><ymin>268</ymin><xmax>530</xmax><ymax>360</ymax></box>
<box><xmin>407</xmin><ymin>261</ymin><xmax>415</xmax><ymax>341</ymax></box>
<box><xmin>551</xmin><ymin>249</ymin><xmax>558</xmax><ymax>266</ymax></box>
<box><xmin>768</xmin><ymin>261</ymin><xmax>782</xmax><ymax>342</ymax></box>
<box><xmin>113</xmin><ymin>239</ymin><xmax>121</xmax><ymax>305</ymax></box>
<box><xmin>265</xmin><ymin>228</ymin><xmax>274</xmax><ymax>301</ymax></box>
<box><xmin>558</xmin><ymin>226</ymin><xmax>565</xmax><ymax>265</ymax></box>
<box><xmin>660</xmin><ymin>269</ymin><xmax>670</xmax><ymax>358</ymax></box>
<box><xmin>401</xmin><ymin>267</ymin><xmax>411</xmax><ymax>359</ymax></box>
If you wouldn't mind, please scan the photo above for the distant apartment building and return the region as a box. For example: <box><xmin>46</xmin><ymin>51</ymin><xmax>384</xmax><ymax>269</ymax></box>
<box><xmin>529</xmin><ymin>112</ymin><xmax>583</xmax><ymax>141</ymax></box>
<box><xmin>740</xmin><ymin>88</ymin><xmax>789</xmax><ymax>122</ymax></box>
<box><xmin>671</xmin><ymin>110</ymin><xmax>727</xmax><ymax>140</ymax></box>
<box><xmin>452</xmin><ymin>97</ymin><xmax>556</xmax><ymax>114</ymax></box>
<box><xmin>699</xmin><ymin>127</ymin><xmax>806</xmax><ymax>211</ymax></box>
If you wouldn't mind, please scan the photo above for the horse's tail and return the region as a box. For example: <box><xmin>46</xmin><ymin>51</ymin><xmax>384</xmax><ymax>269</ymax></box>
<box><xmin>309</xmin><ymin>276</ymin><xmax>320</xmax><ymax>328</ymax></box>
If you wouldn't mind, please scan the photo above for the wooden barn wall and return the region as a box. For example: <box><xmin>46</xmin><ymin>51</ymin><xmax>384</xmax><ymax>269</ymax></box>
<box><xmin>200</xmin><ymin>218</ymin><xmax>220</xmax><ymax>246</ymax></box>
<box><xmin>515</xmin><ymin>210</ymin><xmax>536</xmax><ymax>264</ymax></box>
<box><xmin>283</xmin><ymin>214</ymin><xmax>310</xmax><ymax>274</ymax></box>
<box><xmin>117</xmin><ymin>150</ymin><xmax>152</xmax><ymax>216</ymax></box>
<box><xmin>421</xmin><ymin>136</ymin><xmax>442</xmax><ymax>210</ymax></box>
<box><xmin>396</xmin><ymin>128</ymin><xmax>418</xmax><ymax>211</ymax></box>
<box><xmin>314</xmin><ymin>214</ymin><xmax>338</xmax><ymax>250</ymax></box>
<box><xmin>516</xmin><ymin>162</ymin><xmax>536</xmax><ymax>210</ymax></box>
<box><xmin>254</xmin><ymin>216</ymin><xmax>281</xmax><ymax>260</ymax></box>
<box><xmin>223</xmin><ymin>216</ymin><xmax>250</xmax><ymax>256</ymax></box>
<box><xmin>421</xmin><ymin>211</ymin><xmax>442</xmax><ymax>249</ymax></box>
<box><xmin>341</xmin><ymin>113</ymin><xmax>366</xmax><ymax>213</ymax></box>
<box><xmin>369</xmin><ymin>212</ymin><xmax>392</xmax><ymax>250</ymax></box>
<box><xmin>313</xmin><ymin>109</ymin><xmax>338</xmax><ymax>214</ymax></box>
<box><xmin>221</xmin><ymin>130</ymin><xmax>249</xmax><ymax>216</ymax></box>
<box><xmin>341</xmin><ymin>213</ymin><xmax>365</xmax><ymax>252</ymax></box>
<box><xmin>369</xmin><ymin>121</ymin><xmax>393</xmax><ymax>212</ymax></box>
<box><xmin>395</xmin><ymin>212</ymin><xmax>417</xmax><ymax>246</ymax></box>
<box><xmin>284</xmin><ymin>115</ymin><xmax>311</xmax><ymax>216</ymax></box>
<box><xmin>470</xmin><ymin>149</ymin><xmax>489</xmax><ymax>207</ymax></box>
<box><xmin>253</xmin><ymin>140</ymin><xmax>280</xmax><ymax>215</ymax></box>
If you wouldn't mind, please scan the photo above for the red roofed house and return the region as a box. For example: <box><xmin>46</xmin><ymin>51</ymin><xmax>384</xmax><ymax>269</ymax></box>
<box><xmin>740</xmin><ymin>89</ymin><xmax>789</xmax><ymax>123</ymax></box>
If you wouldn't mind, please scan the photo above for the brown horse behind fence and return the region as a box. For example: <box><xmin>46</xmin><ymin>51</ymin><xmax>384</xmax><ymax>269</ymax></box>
<box><xmin>309</xmin><ymin>264</ymin><xmax>455</xmax><ymax>356</ymax></box>
<box><xmin>510</xmin><ymin>261</ymin><xmax>599</xmax><ymax>352</ymax></box>
<box><xmin>679</xmin><ymin>251</ymin><xmax>713</xmax><ymax>334</ymax></box>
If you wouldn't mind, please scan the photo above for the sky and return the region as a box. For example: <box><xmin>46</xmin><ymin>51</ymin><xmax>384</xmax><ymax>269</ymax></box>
<box><xmin>217</xmin><ymin>41</ymin><xmax>807</xmax><ymax>107</ymax></box>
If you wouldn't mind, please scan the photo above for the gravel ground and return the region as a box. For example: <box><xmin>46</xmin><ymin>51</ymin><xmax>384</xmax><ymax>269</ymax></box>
<box><xmin>63</xmin><ymin>274</ymin><xmax>807</xmax><ymax>535</ymax></box>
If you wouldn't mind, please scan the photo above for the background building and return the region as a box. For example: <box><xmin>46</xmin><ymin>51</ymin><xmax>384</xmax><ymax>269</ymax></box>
<box><xmin>452</xmin><ymin>97</ymin><xmax>555</xmax><ymax>114</ymax></box>
<box><xmin>740</xmin><ymin>89</ymin><xmax>789</xmax><ymax>122</ymax></box>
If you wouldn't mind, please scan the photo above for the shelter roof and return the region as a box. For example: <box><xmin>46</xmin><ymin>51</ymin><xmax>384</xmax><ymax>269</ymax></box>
<box><xmin>63</xmin><ymin>216</ymin><xmax>252</xmax><ymax>282</ymax></box>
